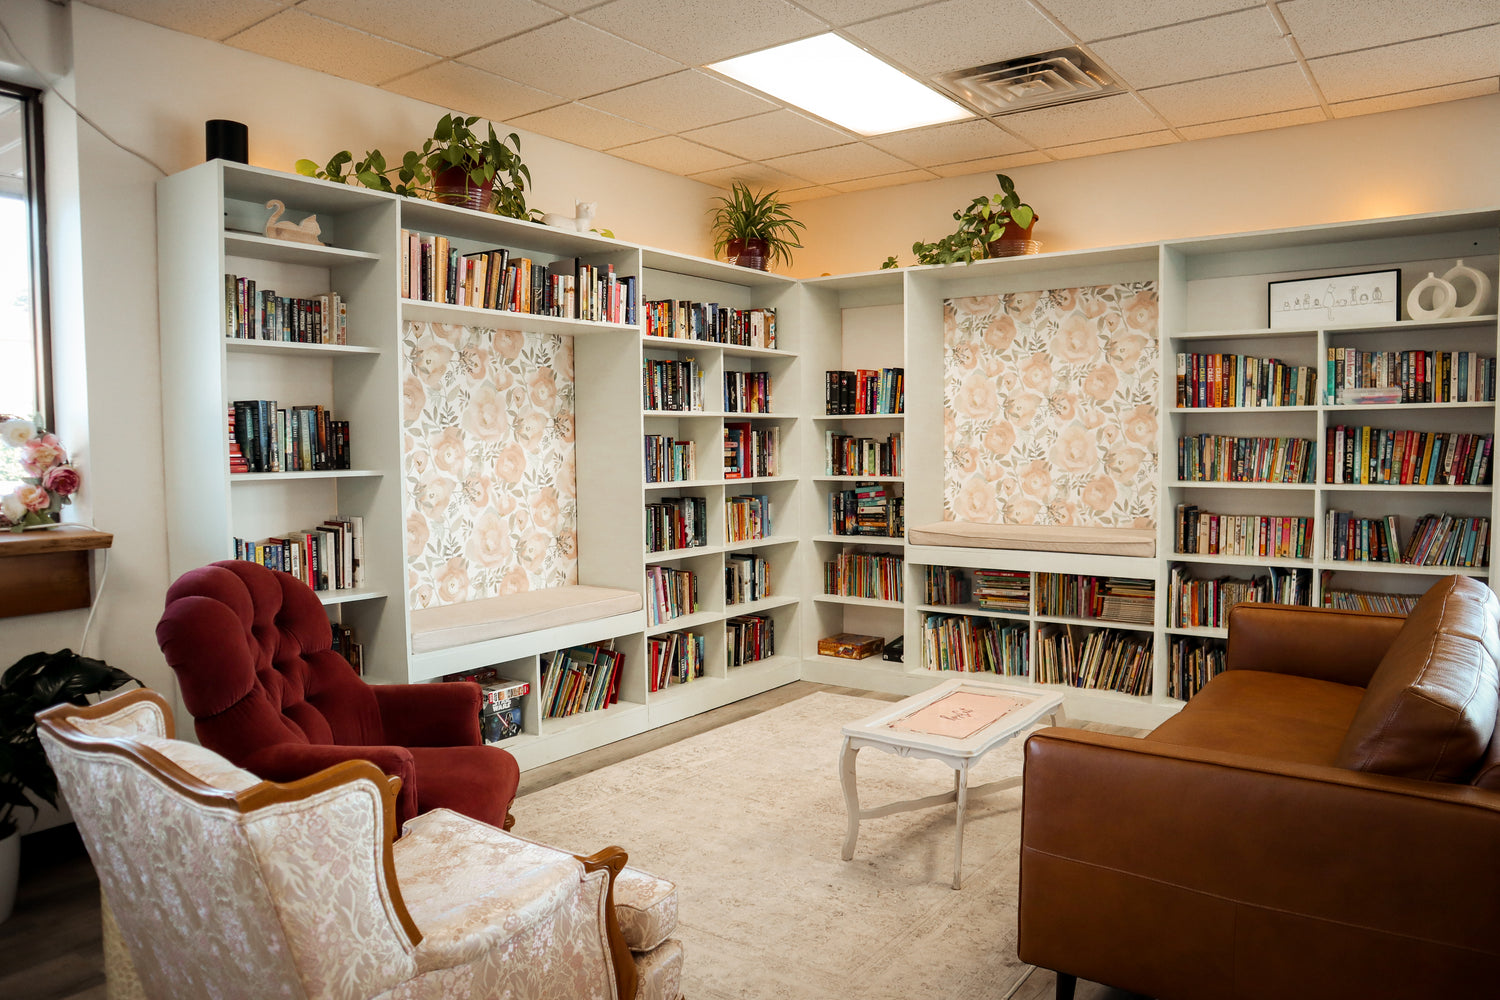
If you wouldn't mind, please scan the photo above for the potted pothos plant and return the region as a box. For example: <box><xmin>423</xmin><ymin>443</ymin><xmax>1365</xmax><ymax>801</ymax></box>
<box><xmin>881</xmin><ymin>173</ymin><xmax>1038</xmax><ymax>268</ymax></box>
<box><xmin>709</xmin><ymin>182</ymin><xmax>807</xmax><ymax>271</ymax></box>
<box><xmin>297</xmin><ymin>113</ymin><xmax>535</xmax><ymax>219</ymax></box>
<box><xmin>1</xmin><ymin>650</ymin><xmax>136</xmax><ymax>922</ymax></box>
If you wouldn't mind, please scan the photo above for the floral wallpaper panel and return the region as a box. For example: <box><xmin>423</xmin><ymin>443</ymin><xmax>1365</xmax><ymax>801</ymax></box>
<box><xmin>943</xmin><ymin>282</ymin><xmax>1159</xmax><ymax>528</ymax></box>
<box><xmin>402</xmin><ymin>322</ymin><xmax>578</xmax><ymax>609</ymax></box>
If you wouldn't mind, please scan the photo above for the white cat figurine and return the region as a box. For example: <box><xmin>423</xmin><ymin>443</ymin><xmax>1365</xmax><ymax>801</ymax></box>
<box><xmin>541</xmin><ymin>200</ymin><xmax>597</xmax><ymax>232</ymax></box>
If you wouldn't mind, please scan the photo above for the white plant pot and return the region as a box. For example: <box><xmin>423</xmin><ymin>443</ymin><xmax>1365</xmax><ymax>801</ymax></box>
<box><xmin>0</xmin><ymin>831</ymin><xmax>18</xmax><ymax>923</ymax></box>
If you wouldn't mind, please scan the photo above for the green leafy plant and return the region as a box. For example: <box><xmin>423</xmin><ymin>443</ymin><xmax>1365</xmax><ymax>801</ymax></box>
<box><xmin>709</xmin><ymin>182</ymin><xmax>807</xmax><ymax>270</ymax></box>
<box><xmin>296</xmin><ymin>113</ymin><xmax>535</xmax><ymax>220</ymax></box>
<box><xmin>1</xmin><ymin>650</ymin><xmax>137</xmax><ymax>839</ymax></box>
<box><xmin>881</xmin><ymin>173</ymin><xmax>1036</xmax><ymax>268</ymax></box>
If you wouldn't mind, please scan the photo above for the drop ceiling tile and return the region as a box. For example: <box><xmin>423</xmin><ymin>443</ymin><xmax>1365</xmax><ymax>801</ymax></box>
<box><xmin>297</xmin><ymin>0</ymin><xmax>559</xmax><ymax>57</ymax></box>
<box><xmin>608</xmin><ymin>135</ymin><xmax>744</xmax><ymax>173</ymax></box>
<box><xmin>577</xmin><ymin>0</ymin><xmax>826</xmax><ymax>64</ymax></box>
<box><xmin>582</xmin><ymin>71</ymin><xmax>775</xmax><ymax>133</ymax></box>
<box><xmin>830</xmin><ymin>169</ymin><xmax>941</xmax><ymax>194</ymax></box>
<box><xmin>688</xmin><ymin>162</ymin><xmax>813</xmax><ymax>191</ymax></box>
<box><xmin>998</xmin><ymin>93</ymin><xmax>1164</xmax><ymax>147</ymax></box>
<box><xmin>929</xmin><ymin>150</ymin><xmax>1050</xmax><ymax>178</ymax></box>
<box><xmin>844</xmin><ymin>0</ymin><xmax>1070</xmax><ymax>76</ymax></box>
<box><xmin>868</xmin><ymin>119</ymin><xmax>1029</xmax><ymax>167</ymax></box>
<box><xmin>226</xmin><ymin>9</ymin><xmax>437</xmax><ymax>86</ymax></box>
<box><xmin>1280</xmin><ymin>0</ymin><xmax>1500</xmax><ymax>58</ymax></box>
<box><xmin>460</xmin><ymin>19</ymin><xmax>681</xmax><ymax>100</ymax></box>
<box><xmin>1037</xmin><ymin>0</ymin><xmax>1256</xmax><ymax>42</ymax></box>
<box><xmin>383</xmin><ymin>61</ymin><xmax>566</xmax><ymax>121</ymax></box>
<box><xmin>511</xmin><ymin>103</ymin><xmax>664</xmax><ymax>150</ymax></box>
<box><xmin>1331</xmin><ymin>78</ymin><xmax>1499</xmax><ymax>118</ymax></box>
<box><xmin>537</xmin><ymin>0</ymin><xmax>600</xmax><ymax>11</ymax></box>
<box><xmin>85</xmin><ymin>0</ymin><xmax>288</xmax><ymax>40</ymax></box>
<box><xmin>683</xmin><ymin>109</ymin><xmax>854</xmax><ymax>161</ymax></box>
<box><xmin>1143</xmin><ymin>64</ymin><xmax>1319</xmax><ymax>128</ymax></box>
<box><xmin>1308</xmin><ymin>25</ymin><xmax>1500</xmax><ymax>105</ymax></box>
<box><xmin>1048</xmin><ymin>131</ymin><xmax>1179</xmax><ymax>160</ymax></box>
<box><xmin>762</xmin><ymin>143</ymin><xmax>915</xmax><ymax>185</ymax></box>
<box><xmin>779</xmin><ymin>185</ymin><xmax>841</xmax><ymax>203</ymax></box>
<box><xmin>1092</xmin><ymin>8</ymin><xmax>1295</xmax><ymax>90</ymax></box>
<box><xmin>1177</xmin><ymin>107</ymin><xmax>1325</xmax><ymax>140</ymax></box>
<box><xmin>794</xmin><ymin>0</ymin><xmax>931</xmax><ymax>27</ymax></box>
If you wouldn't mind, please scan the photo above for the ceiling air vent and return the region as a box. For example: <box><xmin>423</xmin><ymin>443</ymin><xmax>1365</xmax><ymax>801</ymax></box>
<box><xmin>935</xmin><ymin>47</ymin><xmax>1120</xmax><ymax>116</ymax></box>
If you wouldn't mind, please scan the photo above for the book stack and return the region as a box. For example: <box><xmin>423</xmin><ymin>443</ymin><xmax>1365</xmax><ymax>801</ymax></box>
<box><xmin>540</xmin><ymin>644</ymin><xmax>623</xmax><ymax>719</ymax></box>
<box><xmin>1168</xmin><ymin>636</ymin><xmax>1226</xmax><ymax>701</ymax></box>
<box><xmin>921</xmin><ymin>613</ymin><xmax>1027</xmax><ymax>676</ymax></box>
<box><xmin>229</xmin><ymin>401</ymin><xmax>350</xmax><ymax>473</ymax></box>
<box><xmin>642</xmin><ymin>300</ymin><xmax>775</xmax><ymax>348</ymax></box>
<box><xmin>1177</xmin><ymin>433</ymin><xmax>1314</xmax><ymax>483</ymax></box>
<box><xmin>642</xmin><ymin>357</ymin><xmax>703</xmax><ymax>411</ymax></box>
<box><xmin>234</xmin><ymin>514</ymin><xmax>364</xmax><ymax>592</ymax></box>
<box><xmin>825</xmin><ymin>550</ymin><xmax>903</xmax><ymax>601</ymax></box>
<box><xmin>1037</xmin><ymin>574</ymin><xmax>1154</xmax><ymax>624</ymax></box>
<box><xmin>725</xmin><ymin>613</ymin><xmax>774</xmax><ymax>667</ymax></box>
<box><xmin>722</xmin><ymin>423</ymin><xmax>779</xmax><ymax>478</ymax></box>
<box><xmin>724</xmin><ymin>370</ymin><xmax>772</xmax><ymax>413</ymax></box>
<box><xmin>224</xmin><ymin>274</ymin><xmax>347</xmax><ymax>344</ymax></box>
<box><xmin>645</xmin><ymin>565</ymin><xmax>698</xmax><ymax>626</ymax></box>
<box><xmin>644</xmin><ymin>435</ymin><xmax>696</xmax><ymax>483</ymax></box>
<box><xmin>648</xmin><ymin>630</ymin><xmax>705</xmax><ymax>691</ymax></box>
<box><xmin>973</xmin><ymin>569</ymin><xmax>1030</xmax><ymax>612</ymax></box>
<box><xmin>1402</xmin><ymin>513</ymin><xmax>1490</xmax><ymax>567</ymax></box>
<box><xmin>824</xmin><ymin>431</ymin><xmax>903</xmax><ymax>477</ymax></box>
<box><xmin>725</xmin><ymin>553</ymin><xmax>770</xmax><ymax>606</ymax></box>
<box><xmin>330</xmin><ymin>623</ymin><xmax>362</xmax><ymax>676</ymax></box>
<box><xmin>725</xmin><ymin>494</ymin><xmax>772</xmax><ymax>542</ymax></box>
<box><xmin>825</xmin><ymin>368</ymin><xmax>904</xmax><ymax>414</ymax></box>
<box><xmin>1174</xmin><ymin>352</ymin><xmax>1317</xmax><ymax>407</ymax></box>
<box><xmin>1326</xmin><ymin>347</ymin><xmax>1495</xmax><ymax>403</ymax></box>
<box><xmin>1167</xmin><ymin>565</ymin><xmax>1312</xmax><ymax>628</ymax></box>
<box><xmin>1324</xmin><ymin>511</ymin><xmax>1401</xmax><ymax>563</ymax></box>
<box><xmin>1174</xmin><ymin>505</ymin><xmax>1312</xmax><ymax>559</ymax></box>
<box><xmin>645</xmin><ymin>496</ymin><xmax>707</xmax><ymax>552</ymax></box>
<box><xmin>828</xmin><ymin>482</ymin><xmax>903</xmax><ymax>537</ymax></box>
<box><xmin>924</xmin><ymin>565</ymin><xmax>970</xmax><ymax>606</ymax></box>
<box><xmin>1324</xmin><ymin>426</ymin><xmax>1493</xmax><ymax>486</ymax></box>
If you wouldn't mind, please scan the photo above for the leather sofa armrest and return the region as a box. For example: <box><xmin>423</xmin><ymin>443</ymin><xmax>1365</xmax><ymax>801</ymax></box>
<box><xmin>1019</xmin><ymin>728</ymin><xmax>1500</xmax><ymax>998</ymax></box>
<box><xmin>1226</xmin><ymin>602</ymin><xmax>1406</xmax><ymax>687</ymax></box>
<box><xmin>245</xmin><ymin>742</ymin><xmax>419</xmax><ymax>826</ymax></box>
<box><xmin>372</xmin><ymin>682</ymin><xmax>483</xmax><ymax>747</ymax></box>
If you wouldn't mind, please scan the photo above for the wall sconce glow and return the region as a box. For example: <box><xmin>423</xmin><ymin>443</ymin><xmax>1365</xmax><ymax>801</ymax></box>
<box><xmin>709</xmin><ymin>33</ymin><xmax>972</xmax><ymax>136</ymax></box>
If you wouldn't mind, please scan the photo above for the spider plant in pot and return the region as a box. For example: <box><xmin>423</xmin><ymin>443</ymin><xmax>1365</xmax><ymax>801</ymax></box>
<box><xmin>709</xmin><ymin>182</ymin><xmax>806</xmax><ymax>271</ymax></box>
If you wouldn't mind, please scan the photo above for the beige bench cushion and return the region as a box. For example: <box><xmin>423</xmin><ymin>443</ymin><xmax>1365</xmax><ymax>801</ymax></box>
<box><xmin>908</xmin><ymin>521</ymin><xmax>1156</xmax><ymax>557</ymax></box>
<box><xmin>410</xmin><ymin>586</ymin><xmax>643</xmax><ymax>654</ymax></box>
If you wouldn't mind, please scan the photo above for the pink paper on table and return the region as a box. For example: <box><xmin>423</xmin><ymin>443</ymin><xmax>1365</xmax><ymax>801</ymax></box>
<box><xmin>888</xmin><ymin>691</ymin><xmax>1027</xmax><ymax>740</ymax></box>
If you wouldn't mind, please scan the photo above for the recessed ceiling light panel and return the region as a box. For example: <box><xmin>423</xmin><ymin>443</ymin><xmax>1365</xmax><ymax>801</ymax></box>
<box><xmin>937</xmin><ymin>47</ymin><xmax>1121</xmax><ymax>115</ymax></box>
<box><xmin>709</xmin><ymin>33</ymin><xmax>972</xmax><ymax>137</ymax></box>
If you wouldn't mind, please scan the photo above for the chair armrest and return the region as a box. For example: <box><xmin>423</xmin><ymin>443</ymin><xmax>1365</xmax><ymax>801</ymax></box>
<box><xmin>1226</xmin><ymin>603</ymin><xmax>1405</xmax><ymax>686</ymax></box>
<box><xmin>244</xmin><ymin>742</ymin><xmax>418</xmax><ymax>826</ymax></box>
<box><xmin>1019</xmin><ymin>728</ymin><xmax>1500</xmax><ymax>996</ymax></box>
<box><xmin>372</xmin><ymin>682</ymin><xmax>482</xmax><ymax>747</ymax></box>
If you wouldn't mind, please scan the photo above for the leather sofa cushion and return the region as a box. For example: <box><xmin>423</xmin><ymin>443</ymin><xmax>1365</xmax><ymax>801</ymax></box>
<box><xmin>1335</xmin><ymin>575</ymin><xmax>1500</xmax><ymax>782</ymax></box>
<box><xmin>1148</xmin><ymin>670</ymin><xmax>1364</xmax><ymax>766</ymax></box>
<box><xmin>1473</xmin><ymin>732</ymin><xmax>1500</xmax><ymax>791</ymax></box>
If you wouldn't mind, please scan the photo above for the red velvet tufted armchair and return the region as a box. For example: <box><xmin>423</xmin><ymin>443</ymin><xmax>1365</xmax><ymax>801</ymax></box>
<box><xmin>155</xmin><ymin>560</ymin><xmax>519</xmax><ymax>830</ymax></box>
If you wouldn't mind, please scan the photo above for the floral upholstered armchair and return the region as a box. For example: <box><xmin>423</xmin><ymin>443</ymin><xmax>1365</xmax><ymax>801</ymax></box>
<box><xmin>37</xmin><ymin>689</ymin><xmax>683</xmax><ymax>1000</ymax></box>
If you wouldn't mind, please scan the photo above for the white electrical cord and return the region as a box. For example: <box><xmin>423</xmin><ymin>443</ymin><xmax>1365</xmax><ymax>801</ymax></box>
<box><xmin>57</xmin><ymin>520</ymin><xmax>108</xmax><ymax>655</ymax></box>
<box><xmin>1001</xmin><ymin>965</ymin><xmax>1038</xmax><ymax>999</ymax></box>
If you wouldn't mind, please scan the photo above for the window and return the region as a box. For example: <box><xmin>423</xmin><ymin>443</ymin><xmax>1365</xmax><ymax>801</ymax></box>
<box><xmin>0</xmin><ymin>81</ymin><xmax>47</xmax><ymax>488</ymax></box>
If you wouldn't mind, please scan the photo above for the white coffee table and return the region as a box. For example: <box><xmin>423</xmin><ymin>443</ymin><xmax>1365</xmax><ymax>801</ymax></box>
<box><xmin>839</xmin><ymin>678</ymin><xmax>1065</xmax><ymax>889</ymax></box>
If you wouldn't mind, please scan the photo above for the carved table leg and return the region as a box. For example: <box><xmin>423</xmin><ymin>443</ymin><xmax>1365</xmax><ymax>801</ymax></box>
<box><xmin>840</xmin><ymin>736</ymin><xmax>861</xmax><ymax>861</ymax></box>
<box><xmin>953</xmin><ymin>763</ymin><xmax>969</xmax><ymax>889</ymax></box>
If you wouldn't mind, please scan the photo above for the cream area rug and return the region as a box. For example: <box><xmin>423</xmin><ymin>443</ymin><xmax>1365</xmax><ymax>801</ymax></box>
<box><xmin>515</xmin><ymin>692</ymin><xmax>1040</xmax><ymax>999</ymax></box>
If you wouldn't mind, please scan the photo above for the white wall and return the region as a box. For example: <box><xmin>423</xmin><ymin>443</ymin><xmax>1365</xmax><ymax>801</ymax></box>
<box><xmin>792</xmin><ymin>94</ymin><xmax>1500</xmax><ymax>277</ymax></box>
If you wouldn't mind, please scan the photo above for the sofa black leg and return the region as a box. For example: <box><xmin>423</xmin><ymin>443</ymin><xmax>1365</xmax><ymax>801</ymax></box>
<box><xmin>1055</xmin><ymin>972</ymin><xmax>1077</xmax><ymax>1000</ymax></box>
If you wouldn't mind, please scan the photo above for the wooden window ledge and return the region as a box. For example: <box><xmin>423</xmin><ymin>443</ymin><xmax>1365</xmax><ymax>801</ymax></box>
<box><xmin>0</xmin><ymin>526</ymin><xmax>114</xmax><ymax>617</ymax></box>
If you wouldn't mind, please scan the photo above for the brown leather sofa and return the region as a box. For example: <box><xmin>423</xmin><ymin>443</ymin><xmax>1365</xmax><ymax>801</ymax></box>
<box><xmin>1018</xmin><ymin>574</ymin><xmax>1500</xmax><ymax>1000</ymax></box>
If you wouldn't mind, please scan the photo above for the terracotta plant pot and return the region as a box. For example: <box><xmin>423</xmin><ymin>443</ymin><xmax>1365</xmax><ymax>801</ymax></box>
<box><xmin>726</xmin><ymin>237</ymin><xmax>770</xmax><ymax>271</ymax></box>
<box><xmin>432</xmin><ymin>165</ymin><xmax>493</xmax><ymax>213</ymax></box>
<box><xmin>986</xmin><ymin>214</ymin><xmax>1040</xmax><ymax>258</ymax></box>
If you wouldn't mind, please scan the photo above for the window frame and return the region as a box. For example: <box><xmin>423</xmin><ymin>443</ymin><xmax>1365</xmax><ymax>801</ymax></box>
<box><xmin>0</xmin><ymin>79</ymin><xmax>51</xmax><ymax>428</ymax></box>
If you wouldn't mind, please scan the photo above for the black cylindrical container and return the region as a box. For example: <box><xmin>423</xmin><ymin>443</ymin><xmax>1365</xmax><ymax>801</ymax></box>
<box><xmin>205</xmin><ymin>120</ymin><xmax>248</xmax><ymax>163</ymax></box>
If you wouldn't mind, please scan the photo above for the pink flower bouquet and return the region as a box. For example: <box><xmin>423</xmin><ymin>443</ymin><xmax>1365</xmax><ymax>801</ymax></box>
<box><xmin>0</xmin><ymin>416</ymin><xmax>81</xmax><ymax>532</ymax></box>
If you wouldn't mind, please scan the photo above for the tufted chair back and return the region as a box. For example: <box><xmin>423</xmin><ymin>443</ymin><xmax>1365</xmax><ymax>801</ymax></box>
<box><xmin>156</xmin><ymin>560</ymin><xmax>384</xmax><ymax>762</ymax></box>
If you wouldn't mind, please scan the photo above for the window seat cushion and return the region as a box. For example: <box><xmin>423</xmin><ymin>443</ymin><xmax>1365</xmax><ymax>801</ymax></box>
<box><xmin>409</xmin><ymin>586</ymin><xmax>643</xmax><ymax>654</ymax></box>
<box><xmin>907</xmin><ymin>521</ymin><xmax>1156</xmax><ymax>557</ymax></box>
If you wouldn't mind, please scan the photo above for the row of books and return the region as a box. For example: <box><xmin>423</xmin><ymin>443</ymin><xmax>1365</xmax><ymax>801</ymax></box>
<box><xmin>1036</xmin><ymin>626</ymin><xmax>1153</xmax><ymax>696</ymax></box>
<box><xmin>1319</xmin><ymin>574</ymin><xmax>1421</xmax><ymax>613</ymax></box>
<box><xmin>645</xmin><ymin>496</ymin><xmax>708</xmax><ymax>552</ymax></box>
<box><xmin>924</xmin><ymin>565</ymin><xmax>969</xmax><ymax>606</ymax></box>
<box><xmin>1174</xmin><ymin>505</ymin><xmax>1313</xmax><ymax>559</ymax></box>
<box><xmin>540</xmin><ymin>644</ymin><xmax>623</xmax><ymax>719</ymax></box>
<box><xmin>726</xmin><ymin>553</ymin><xmax>770</xmax><ymax>606</ymax></box>
<box><xmin>1404</xmin><ymin>513</ymin><xmax>1490</xmax><ymax>567</ymax></box>
<box><xmin>224</xmin><ymin>275</ymin><xmax>348</xmax><ymax>345</ymax></box>
<box><xmin>825</xmin><ymin>368</ymin><xmax>904</xmax><ymax>415</ymax></box>
<box><xmin>724</xmin><ymin>370</ymin><xmax>772</xmax><ymax>413</ymax></box>
<box><xmin>233</xmin><ymin>513</ymin><xmax>365</xmax><ymax>592</ymax></box>
<box><xmin>330</xmin><ymin>623</ymin><xmax>364</xmax><ymax>677</ymax></box>
<box><xmin>974</xmin><ymin>569</ymin><xmax>1030</xmax><ymax>612</ymax></box>
<box><xmin>642</xmin><ymin>300</ymin><xmax>776</xmax><ymax>348</ymax></box>
<box><xmin>1324</xmin><ymin>426</ymin><xmax>1493</xmax><ymax>486</ymax></box>
<box><xmin>1036</xmin><ymin>574</ymin><xmax>1155</xmax><ymax>625</ymax></box>
<box><xmin>920</xmin><ymin>613</ymin><xmax>1027</xmax><ymax>676</ymax></box>
<box><xmin>642</xmin><ymin>357</ymin><xmax>703</xmax><ymax>411</ymax></box>
<box><xmin>725</xmin><ymin>494</ymin><xmax>773</xmax><ymax>542</ymax></box>
<box><xmin>1167</xmin><ymin>636</ymin><xmax>1225</xmax><ymax>701</ymax></box>
<box><xmin>1174</xmin><ymin>352</ymin><xmax>1318</xmax><ymax>408</ymax></box>
<box><xmin>726</xmin><ymin>613</ymin><xmax>774</xmax><ymax>667</ymax></box>
<box><xmin>829</xmin><ymin>483</ymin><xmax>903</xmax><ymax>537</ymax></box>
<box><xmin>648</xmin><ymin>630</ymin><xmax>705</xmax><ymax>691</ymax></box>
<box><xmin>644</xmin><ymin>435</ymin><xmax>696</xmax><ymax>483</ymax></box>
<box><xmin>1327</xmin><ymin>347</ymin><xmax>1495</xmax><ymax>404</ymax></box>
<box><xmin>1166</xmin><ymin>565</ymin><xmax>1312</xmax><ymax>629</ymax></box>
<box><xmin>400</xmin><ymin>230</ymin><xmax>635</xmax><ymax>323</ymax></box>
<box><xmin>1177</xmin><ymin>434</ymin><xmax>1315</xmax><ymax>483</ymax></box>
<box><xmin>645</xmin><ymin>565</ymin><xmax>698</xmax><ymax>626</ymax></box>
<box><xmin>229</xmin><ymin>401</ymin><xmax>350</xmax><ymax>473</ymax></box>
<box><xmin>723</xmin><ymin>423</ymin><xmax>779</xmax><ymax>479</ymax></box>
<box><xmin>1324</xmin><ymin>511</ymin><xmax>1401</xmax><ymax>563</ymax></box>
<box><xmin>824</xmin><ymin>550</ymin><xmax>903</xmax><ymax>602</ymax></box>
<box><xmin>824</xmin><ymin>431</ymin><xmax>903</xmax><ymax>477</ymax></box>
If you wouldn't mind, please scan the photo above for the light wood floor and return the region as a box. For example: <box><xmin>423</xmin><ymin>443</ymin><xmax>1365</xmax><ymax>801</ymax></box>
<box><xmin>0</xmin><ymin>681</ymin><xmax>1145</xmax><ymax>1000</ymax></box>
